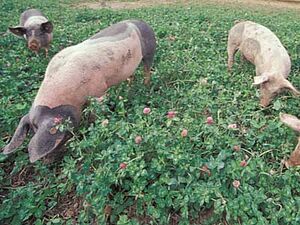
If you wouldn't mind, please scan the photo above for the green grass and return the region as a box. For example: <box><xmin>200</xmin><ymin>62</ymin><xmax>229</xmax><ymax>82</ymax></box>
<box><xmin>1</xmin><ymin>1</ymin><xmax>300</xmax><ymax>224</ymax></box>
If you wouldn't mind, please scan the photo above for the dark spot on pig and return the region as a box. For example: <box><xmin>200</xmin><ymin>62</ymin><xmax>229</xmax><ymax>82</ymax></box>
<box><xmin>80</xmin><ymin>77</ymin><xmax>91</xmax><ymax>85</ymax></box>
<box><xmin>104</xmin><ymin>49</ymin><xmax>115</xmax><ymax>61</ymax></box>
<box><xmin>104</xmin><ymin>48</ymin><xmax>114</xmax><ymax>56</ymax></box>
<box><xmin>130</xmin><ymin>20</ymin><xmax>156</xmax><ymax>71</ymax></box>
<box><xmin>121</xmin><ymin>49</ymin><xmax>132</xmax><ymax>65</ymax></box>
<box><xmin>92</xmin><ymin>65</ymin><xmax>101</xmax><ymax>71</ymax></box>
<box><xmin>127</xmin><ymin>49</ymin><xmax>132</xmax><ymax>59</ymax></box>
<box><xmin>90</xmin><ymin>23</ymin><xmax>128</xmax><ymax>40</ymax></box>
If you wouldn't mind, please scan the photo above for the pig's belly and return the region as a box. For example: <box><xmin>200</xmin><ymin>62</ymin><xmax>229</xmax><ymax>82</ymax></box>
<box><xmin>239</xmin><ymin>38</ymin><xmax>260</xmax><ymax>64</ymax></box>
<box><xmin>243</xmin><ymin>51</ymin><xmax>255</xmax><ymax>64</ymax></box>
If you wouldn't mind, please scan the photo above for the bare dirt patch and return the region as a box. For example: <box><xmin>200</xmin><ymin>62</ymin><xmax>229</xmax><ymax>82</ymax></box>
<box><xmin>75</xmin><ymin>0</ymin><xmax>178</xmax><ymax>10</ymax></box>
<box><xmin>75</xmin><ymin>0</ymin><xmax>300</xmax><ymax>11</ymax></box>
<box><xmin>204</xmin><ymin>0</ymin><xmax>300</xmax><ymax>11</ymax></box>
<box><xmin>44</xmin><ymin>187</ymin><xmax>83</xmax><ymax>224</ymax></box>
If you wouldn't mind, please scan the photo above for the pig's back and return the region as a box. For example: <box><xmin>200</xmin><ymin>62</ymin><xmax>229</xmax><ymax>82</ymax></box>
<box><xmin>20</xmin><ymin>9</ymin><xmax>45</xmax><ymax>26</ymax></box>
<box><xmin>34</xmin><ymin>22</ymin><xmax>143</xmax><ymax>108</ymax></box>
<box><xmin>242</xmin><ymin>21</ymin><xmax>290</xmax><ymax>75</ymax></box>
<box><xmin>243</xmin><ymin>22</ymin><xmax>288</xmax><ymax>56</ymax></box>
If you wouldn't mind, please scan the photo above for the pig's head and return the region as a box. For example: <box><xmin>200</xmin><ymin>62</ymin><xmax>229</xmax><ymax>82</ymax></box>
<box><xmin>253</xmin><ymin>73</ymin><xmax>300</xmax><ymax>107</ymax></box>
<box><xmin>9</xmin><ymin>21</ymin><xmax>53</xmax><ymax>52</ymax></box>
<box><xmin>280</xmin><ymin>113</ymin><xmax>300</xmax><ymax>167</ymax></box>
<box><xmin>2</xmin><ymin>105</ymin><xmax>79</xmax><ymax>163</ymax></box>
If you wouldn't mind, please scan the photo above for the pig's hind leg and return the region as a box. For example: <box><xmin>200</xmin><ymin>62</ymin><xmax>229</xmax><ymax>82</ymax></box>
<box><xmin>132</xmin><ymin>20</ymin><xmax>156</xmax><ymax>85</ymax></box>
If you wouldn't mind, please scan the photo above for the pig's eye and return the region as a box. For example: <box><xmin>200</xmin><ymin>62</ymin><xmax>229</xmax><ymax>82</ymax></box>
<box><xmin>26</xmin><ymin>30</ymin><xmax>32</xmax><ymax>36</ymax></box>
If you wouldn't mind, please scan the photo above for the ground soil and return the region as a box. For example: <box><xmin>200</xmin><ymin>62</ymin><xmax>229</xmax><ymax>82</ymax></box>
<box><xmin>75</xmin><ymin>0</ymin><xmax>300</xmax><ymax>11</ymax></box>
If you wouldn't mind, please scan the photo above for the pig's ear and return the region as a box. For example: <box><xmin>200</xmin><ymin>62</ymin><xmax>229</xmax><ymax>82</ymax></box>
<box><xmin>41</xmin><ymin>21</ymin><xmax>53</xmax><ymax>33</ymax></box>
<box><xmin>8</xmin><ymin>26</ymin><xmax>27</xmax><ymax>37</ymax></box>
<box><xmin>253</xmin><ymin>75</ymin><xmax>269</xmax><ymax>86</ymax></box>
<box><xmin>282</xmin><ymin>79</ymin><xmax>300</xmax><ymax>96</ymax></box>
<box><xmin>280</xmin><ymin>113</ymin><xmax>300</xmax><ymax>132</ymax></box>
<box><xmin>3</xmin><ymin>114</ymin><xmax>30</xmax><ymax>154</ymax></box>
<box><xmin>28</xmin><ymin>119</ymin><xmax>66</xmax><ymax>163</ymax></box>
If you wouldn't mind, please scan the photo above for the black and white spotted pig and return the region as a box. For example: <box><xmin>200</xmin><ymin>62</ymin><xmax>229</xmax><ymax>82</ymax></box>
<box><xmin>9</xmin><ymin>9</ymin><xmax>53</xmax><ymax>56</ymax></box>
<box><xmin>3</xmin><ymin>20</ymin><xmax>156</xmax><ymax>162</ymax></box>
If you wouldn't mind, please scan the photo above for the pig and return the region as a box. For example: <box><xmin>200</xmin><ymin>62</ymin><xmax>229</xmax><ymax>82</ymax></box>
<box><xmin>2</xmin><ymin>20</ymin><xmax>156</xmax><ymax>162</ymax></box>
<box><xmin>9</xmin><ymin>9</ymin><xmax>53</xmax><ymax>56</ymax></box>
<box><xmin>280</xmin><ymin>113</ymin><xmax>300</xmax><ymax>167</ymax></box>
<box><xmin>227</xmin><ymin>21</ymin><xmax>299</xmax><ymax>107</ymax></box>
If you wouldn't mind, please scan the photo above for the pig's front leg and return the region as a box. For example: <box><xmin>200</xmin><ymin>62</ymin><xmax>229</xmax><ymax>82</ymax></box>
<box><xmin>142</xmin><ymin>55</ymin><xmax>154</xmax><ymax>86</ymax></box>
<box><xmin>240</xmin><ymin>53</ymin><xmax>247</xmax><ymax>64</ymax></box>
<box><xmin>227</xmin><ymin>44</ymin><xmax>238</xmax><ymax>72</ymax></box>
<box><xmin>285</xmin><ymin>139</ymin><xmax>300</xmax><ymax>167</ymax></box>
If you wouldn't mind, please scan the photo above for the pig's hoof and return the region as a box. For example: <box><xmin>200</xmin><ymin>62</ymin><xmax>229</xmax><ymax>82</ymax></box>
<box><xmin>144</xmin><ymin>79</ymin><xmax>150</xmax><ymax>86</ymax></box>
<box><xmin>259</xmin><ymin>102</ymin><xmax>270</xmax><ymax>108</ymax></box>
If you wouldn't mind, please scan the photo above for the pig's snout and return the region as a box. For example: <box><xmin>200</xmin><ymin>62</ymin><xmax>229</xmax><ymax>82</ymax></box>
<box><xmin>28</xmin><ymin>39</ymin><xmax>40</xmax><ymax>52</ymax></box>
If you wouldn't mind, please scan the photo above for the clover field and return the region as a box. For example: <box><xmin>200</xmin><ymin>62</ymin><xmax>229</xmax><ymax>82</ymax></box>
<box><xmin>1</xmin><ymin>0</ymin><xmax>300</xmax><ymax>224</ymax></box>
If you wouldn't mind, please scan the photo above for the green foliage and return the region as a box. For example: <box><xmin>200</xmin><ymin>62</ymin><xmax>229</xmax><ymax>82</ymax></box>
<box><xmin>1</xmin><ymin>0</ymin><xmax>300</xmax><ymax>224</ymax></box>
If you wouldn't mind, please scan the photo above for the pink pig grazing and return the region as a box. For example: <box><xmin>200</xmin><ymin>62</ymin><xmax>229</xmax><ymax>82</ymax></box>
<box><xmin>3</xmin><ymin>20</ymin><xmax>156</xmax><ymax>162</ymax></box>
<box><xmin>280</xmin><ymin>113</ymin><xmax>300</xmax><ymax>167</ymax></box>
<box><xmin>227</xmin><ymin>21</ymin><xmax>299</xmax><ymax>107</ymax></box>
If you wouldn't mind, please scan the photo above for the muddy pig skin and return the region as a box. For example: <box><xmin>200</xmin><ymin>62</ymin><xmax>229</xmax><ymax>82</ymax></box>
<box><xmin>3</xmin><ymin>20</ymin><xmax>156</xmax><ymax>162</ymax></box>
<box><xmin>227</xmin><ymin>21</ymin><xmax>299</xmax><ymax>107</ymax></box>
<box><xmin>9</xmin><ymin>9</ymin><xmax>53</xmax><ymax>56</ymax></box>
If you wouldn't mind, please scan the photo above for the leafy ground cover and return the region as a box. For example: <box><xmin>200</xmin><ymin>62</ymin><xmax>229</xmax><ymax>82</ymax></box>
<box><xmin>1</xmin><ymin>0</ymin><xmax>300</xmax><ymax>224</ymax></box>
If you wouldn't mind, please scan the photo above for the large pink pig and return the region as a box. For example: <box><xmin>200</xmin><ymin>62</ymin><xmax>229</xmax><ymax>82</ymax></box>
<box><xmin>227</xmin><ymin>21</ymin><xmax>299</xmax><ymax>107</ymax></box>
<box><xmin>3</xmin><ymin>20</ymin><xmax>156</xmax><ymax>162</ymax></box>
